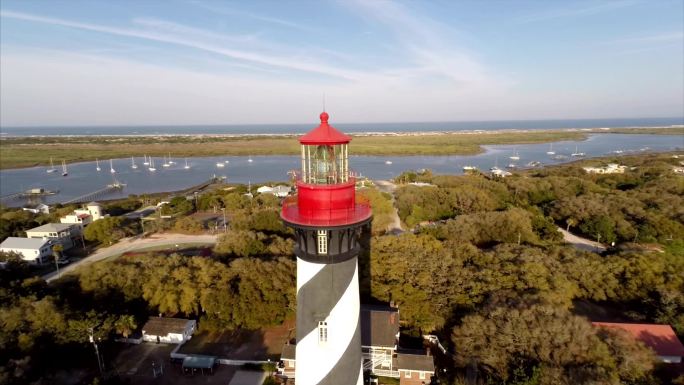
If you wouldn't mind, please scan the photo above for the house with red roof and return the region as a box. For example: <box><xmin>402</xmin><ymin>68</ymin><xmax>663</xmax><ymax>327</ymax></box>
<box><xmin>592</xmin><ymin>322</ymin><xmax>684</xmax><ymax>364</ymax></box>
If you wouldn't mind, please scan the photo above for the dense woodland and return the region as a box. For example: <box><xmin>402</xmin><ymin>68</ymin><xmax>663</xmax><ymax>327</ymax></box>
<box><xmin>0</xmin><ymin>153</ymin><xmax>683</xmax><ymax>384</ymax></box>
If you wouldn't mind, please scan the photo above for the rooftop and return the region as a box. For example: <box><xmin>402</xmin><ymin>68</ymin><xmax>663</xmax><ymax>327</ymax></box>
<box><xmin>281</xmin><ymin>344</ymin><xmax>296</xmax><ymax>360</ymax></box>
<box><xmin>142</xmin><ymin>317</ymin><xmax>193</xmax><ymax>336</ymax></box>
<box><xmin>361</xmin><ymin>305</ymin><xmax>400</xmax><ymax>348</ymax></box>
<box><xmin>26</xmin><ymin>223</ymin><xmax>73</xmax><ymax>233</ymax></box>
<box><xmin>397</xmin><ymin>353</ymin><xmax>435</xmax><ymax>372</ymax></box>
<box><xmin>0</xmin><ymin>237</ymin><xmax>52</xmax><ymax>250</ymax></box>
<box><xmin>299</xmin><ymin>112</ymin><xmax>352</xmax><ymax>145</ymax></box>
<box><xmin>592</xmin><ymin>322</ymin><xmax>684</xmax><ymax>357</ymax></box>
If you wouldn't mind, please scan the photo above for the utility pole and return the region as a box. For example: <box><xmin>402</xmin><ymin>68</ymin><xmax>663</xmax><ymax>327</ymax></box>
<box><xmin>221</xmin><ymin>208</ymin><xmax>226</xmax><ymax>233</ymax></box>
<box><xmin>194</xmin><ymin>192</ymin><xmax>199</xmax><ymax>212</ymax></box>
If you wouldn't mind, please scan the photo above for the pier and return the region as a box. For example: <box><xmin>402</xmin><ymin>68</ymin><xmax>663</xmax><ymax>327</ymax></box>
<box><xmin>64</xmin><ymin>182</ymin><xmax>126</xmax><ymax>204</ymax></box>
<box><xmin>0</xmin><ymin>188</ymin><xmax>59</xmax><ymax>204</ymax></box>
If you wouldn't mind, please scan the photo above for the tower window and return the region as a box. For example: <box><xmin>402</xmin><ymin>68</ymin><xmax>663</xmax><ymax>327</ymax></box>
<box><xmin>317</xmin><ymin>230</ymin><xmax>328</xmax><ymax>255</ymax></box>
<box><xmin>318</xmin><ymin>321</ymin><xmax>328</xmax><ymax>344</ymax></box>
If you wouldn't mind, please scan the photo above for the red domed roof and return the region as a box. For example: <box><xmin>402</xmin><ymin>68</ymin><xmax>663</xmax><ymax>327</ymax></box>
<box><xmin>299</xmin><ymin>112</ymin><xmax>352</xmax><ymax>145</ymax></box>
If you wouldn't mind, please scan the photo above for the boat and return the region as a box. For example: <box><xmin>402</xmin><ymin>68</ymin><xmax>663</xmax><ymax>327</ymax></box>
<box><xmin>385</xmin><ymin>160</ymin><xmax>393</xmax><ymax>165</ymax></box>
<box><xmin>546</xmin><ymin>143</ymin><xmax>555</xmax><ymax>155</ymax></box>
<box><xmin>168</xmin><ymin>153</ymin><xmax>175</xmax><ymax>165</ymax></box>
<box><xmin>571</xmin><ymin>146</ymin><xmax>585</xmax><ymax>157</ymax></box>
<box><xmin>527</xmin><ymin>161</ymin><xmax>542</xmax><ymax>167</ymax></box>
<box><xmin>463</xmin><ymin>165</ymin><xmax>478</xmax><ymax>172</ymax></box>
<box><xmin>184</xmin><ymin>158</ymin><xmax>190</xmax><ymax>169</ymax></box>
<box><xmin>224</xmin><ymin>160</ymin><xmax>230</xmax><ymax>164</ymax></box>
<box><xmin>131</xmin><ymin>156</ymin><xmax>138</xmax><ymax>169</ymax></box>
<box><xmin>490</xmin><ymin>157</ymin><xmax>501</xmax><ymax>172</ymax></box>
<box><xmin>110</xmin><ymin>159</ymin><xmax>116</xmax><ymax>173</ymax></box>
<box><xmin>162</xmin><ymin>155</ymin><xmax>170</xmax><ymax>168</ymax></box>
<box><xmin>552</xmin><ymin>154</ymin><xmax>568</xmax><ymax>160</ymax></box>
<box><xmin>506</xmin><ymin>163</ymin><xmax>517</xmax><ymax>169</ymax></box>
<box><xmin>248</xmin><ymin>156</ymin><xmax>253</xmax><ymax>163</ymax></box>
<box><xmin>509</xmin><ymin>149</ymin><xmax>520</xmax><ymax>160</ymax></box>
<box><xmin>148</xmin><ymin>158</ymin><xmax>156</xmax><ymax>172</ymax></box>
<box><xmin>612</xmin><ymin>149</ymin><xmax>624</xmax><ymax>154</ymax></box>
<box><xmin>216</xmin><ymin>162</ymin><xmax>225</xmax><ymax>168</ymax></box>
<box><xmin>61</xmin><ymin>160</ymin><xmax>68</xmax><ymax>176</ymax></box>
<box><xmin>143</xmin><ymin>155</ymin><xmax>150</xmax><ymax>166</ymax></box>
<box><xmin>46</xmin><ymin>157</ymin><xmax>58</xmax><ymax>173</ymax></box>
<box><xmin>95</xmin><ymin>158</ymin><xmax>101</xmax><ymax>172</ymax></box>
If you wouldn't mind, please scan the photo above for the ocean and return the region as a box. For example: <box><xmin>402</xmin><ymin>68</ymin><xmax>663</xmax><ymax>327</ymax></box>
<box><xmin>1</xmin><ymin>117</ymin><xmax>682</xmax><ymax>137</ymax></box>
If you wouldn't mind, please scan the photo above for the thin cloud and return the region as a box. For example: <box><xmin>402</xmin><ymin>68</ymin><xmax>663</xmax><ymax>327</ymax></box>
<box><xmin>606</xmin><ymin>31</ymin><xmax>684</xmax><ymax>44</ymax></box>
<box><xmin>514</xmin><ymin>0</ymin><xmax>637</xmax><ymax>24</ymax></box>
<box><xmin>189</xmin><ymin>1</ymin><xmax>312</xmax><ymax>32</ymax></box>
<box><xmin>0</xmin><ymin>10</ymin><xmax>361</xmax><ymax>81</ymax></box>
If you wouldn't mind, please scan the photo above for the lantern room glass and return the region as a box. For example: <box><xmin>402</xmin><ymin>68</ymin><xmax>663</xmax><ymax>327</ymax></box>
<box><xmin>301</xmin><ymin>144</ymin><xmax>349</xmax><ymax>184</ymax></box>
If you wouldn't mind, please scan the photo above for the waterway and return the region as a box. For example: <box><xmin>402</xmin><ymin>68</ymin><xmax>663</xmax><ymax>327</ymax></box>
<box><xmin>1</xmin><ymin>133</ymin><xmax>682</xmax><ymax>206</ymax></box>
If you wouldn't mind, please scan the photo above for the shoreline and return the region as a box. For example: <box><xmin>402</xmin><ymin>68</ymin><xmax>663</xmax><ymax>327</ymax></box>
<box><xmin>0</xmin><ymin>126</ymin><xmax>682</xmax><ymax>170</ymax></box>
<box><xmin>0</xmin><ymin>125</ymin><xmax>681</xmax><ymax>139</ymax></box>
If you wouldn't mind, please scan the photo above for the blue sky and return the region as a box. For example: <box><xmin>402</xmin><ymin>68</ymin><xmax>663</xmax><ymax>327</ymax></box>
<box><xmin>1</xmin><ymin>0</ymin><xmax>682</xmax><ymax>126</ymax></box>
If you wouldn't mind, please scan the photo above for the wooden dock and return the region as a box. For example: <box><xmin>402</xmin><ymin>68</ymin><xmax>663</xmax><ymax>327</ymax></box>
<box><xmin>64</xmin><ymin>183</ymin><xmax>126</xmax><ymax>204</ymax></box>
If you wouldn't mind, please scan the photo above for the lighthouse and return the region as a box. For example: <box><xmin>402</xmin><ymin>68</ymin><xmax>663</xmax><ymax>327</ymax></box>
<box><xmin>281</xmin><ymin>112</ymin><xmax>372</xmax><ymax>385</ymax></box>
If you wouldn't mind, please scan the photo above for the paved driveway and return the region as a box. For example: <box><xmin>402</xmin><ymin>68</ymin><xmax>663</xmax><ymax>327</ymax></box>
<box><xmin>228</xmin><ymin>371</ymin><xmax>267</xmax><ymax>385</ymax></box>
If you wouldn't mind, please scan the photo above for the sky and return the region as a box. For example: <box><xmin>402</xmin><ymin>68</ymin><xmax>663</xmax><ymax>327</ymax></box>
<box><xmin>1</xmin><ymin>0</ymin><xmax>683</xmax><ymax>126</ymax></box>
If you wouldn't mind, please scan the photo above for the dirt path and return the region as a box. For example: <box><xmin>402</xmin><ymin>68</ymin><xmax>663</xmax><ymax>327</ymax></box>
<box><xmin>44</xmin><ymin>233</ymin><xmax>217</xmax><ymax>282</ymax></box>
<box><xmin>374</xmin><ymin>180</ymin><xmax>404</xmax><ymax>234</ymax></box>
<box><xmin>558</xmin><ymin>227</ymin><xmax>606</xmax><ymax>252</ymax></box>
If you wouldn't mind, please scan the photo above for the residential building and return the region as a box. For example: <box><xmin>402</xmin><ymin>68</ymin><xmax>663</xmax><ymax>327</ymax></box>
<box><xmin>60</xmin><ymin>202</ymin><xmax>105</xmax><ymax>229</ymax></box>
<box><xmin>583</xmin><ymin>163</ymin><xmax>627</xmax><ymax>174</ymax></box>
<box><xmin>257</xmin><ymin>185</ymin><xmax>291</xmax><ymax>197</ymax></box>
<box><xmin>592</xmin><ymin>322</ymin><xmax>684</xmax><ymax>363</ymax></box>
<box><xmin>142</xmin><ymin>317</ymin><xmax>196</xmax><ymax>344</ymax></box>
<box><xmin>361</xmin><ymin>305</ymin><xmax>400</xmax><ymax>377</ymax></box>
<box><xmin>279</xmin><ymin>344</ymin><xmax>296</xmax><ymax>378</ymax></box>
<box><xmin>25</xmin><ymin>223</ymin><xmax>76</xmax><ymax>249</ymax></box>
<box><xmin>397</xmin><ymin>353</ymin><xmax>435</xmax><ymax>385</ymax></box>
<box><xmin>0</xmin><ymin>237</ymin><xmax>54</xmax><ymax>264</ymax></box>
<box><xmin>22</xmin><ymin>203</ymin><xmax>50</xmax><ymax>215</ymax></box>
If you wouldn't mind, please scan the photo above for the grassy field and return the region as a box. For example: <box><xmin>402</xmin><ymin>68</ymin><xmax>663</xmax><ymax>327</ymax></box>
<box><xmin>0</xmin><ymin>130</ymin><xmax>588</xmax><ymax>169</ymax></box>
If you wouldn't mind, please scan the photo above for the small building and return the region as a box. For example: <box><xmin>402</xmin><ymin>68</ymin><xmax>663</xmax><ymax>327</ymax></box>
<box><xmin>0</xmin><ymin>237</ymin><xmax>54</xmax><ymax>264</ymax></box>
<box><xmin>362</xmin><ymin>305</ymin><xmax>400</xmax><ymax>377</ymax></box>
<box><xmin>397</xmin><ymin>353</ymin><xmax>435</xmax><ymax>385</ymax></box>
<box><xmin>257</xmin><ymin>185</ymin><xmax>291</xmax><ymax>197</ymax></box>
<box><xmin>592</xmin><ymin>322</ymin><xmax>684</xmax><ymax>363</ymax></box>
<box><xmin>279</xmin><ymin>343</ymin><xmax>296</xmax><ymax>378</ymax></box>
<box><xmin>490</xmin><ymin>169</ymin><xmax>512</xmax><ymax>178</ymax></box>
<box><xmin>142</xmin><ymin>317</ymin><xmax>196</xmax><ymax>344</ymax></box>
<box><xmin>60</xmin><ymin>202</ymin><xmax>105</xmax><ymax>229</ymax></box>
<box><xmin>25</xmin><ymin>223</ymin><xmax>76</xmax><ymax>249</ymax></box>
<box><xmin>673</xmin><ymin>166</ymin><xmax>684</xmax><ymax>175</ymax></box>
<box><xmin>22</xmin><ymin>203</ymin><xmax>50</xmax><ymax>215</ymax></box>
<box><xmin>583</xmin><ymin>163</ymin><xmax>627</xmax><ymax>174</ymax></box>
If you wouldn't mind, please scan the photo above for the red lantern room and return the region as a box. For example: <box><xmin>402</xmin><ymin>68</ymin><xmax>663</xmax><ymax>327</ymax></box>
<box><xmin>281</xmin><ymin>112</ymin><xmax>372</xmax><ymax>227</ymax></box>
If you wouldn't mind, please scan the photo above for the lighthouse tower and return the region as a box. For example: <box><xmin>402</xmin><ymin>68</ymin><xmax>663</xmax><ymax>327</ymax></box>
<box><xmin>281</xmin><ymin>112</ymin><xmax>372</xmax><ymax>385</ymax></box>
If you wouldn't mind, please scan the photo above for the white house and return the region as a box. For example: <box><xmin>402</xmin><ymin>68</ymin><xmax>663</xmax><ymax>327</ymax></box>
<box><xmin>257</xmin><ymin>185</ymin><xmax>291</xmax><ymax>197</ymax></box>
<box><xmin>60</xmin><ymin>202</ymin><xmax>105</xmax><ymax>229</ymax></box>
<box><xmin>583</xmin><ymin>163</ymin><xmax>627</xmax><ymax>174</ymax></box>
<box><xmin>0</xmin><ymin>237</ymin><xmax>54</xmax><ymax>264</ymax></box>
<box><xmin>22</xmin><ymin>203</ymin><xmax>50</xmax><ymax>215</ymax></box>
<box><xmin>25</xmin><ymin>223</ymin><xmax>76</xmax><ymax>249</ymax></box>
<box><xmin>142</xmin><ymin>317</ymin><xmax>196</xmax><ymax>344</ymax></box>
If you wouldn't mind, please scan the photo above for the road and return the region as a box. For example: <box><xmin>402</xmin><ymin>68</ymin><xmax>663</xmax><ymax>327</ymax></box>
<box><xmin>557</xmin><ymin>227</ymin><xmax>606</xmax><ymax>252</ymax></box>
<box><xmin>373</xmin><ymin>180</ymin><xmax>404</xmax><ymax>234</ymax></box>
<box><xmin>44</xmin><ymin>233</ymin><xmax>218</xmax><ymax>282</ymax></box>
<box><xmin>123</xmin><ymin>205</ymin><xmax>157</xmax><ymax>219</ymax></box>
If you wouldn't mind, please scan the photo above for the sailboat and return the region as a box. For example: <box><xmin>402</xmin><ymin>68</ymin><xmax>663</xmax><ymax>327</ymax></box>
<box><xmin>216</xmin><ymin>161</ymin><xmax>225</xmax><ymax>168</ymax></box>
<box><xmin>184</xmin><ymin>158</ymin><xmax>190</xmax><ymax>169</ymax></box>
<box><xmin>571</xmin><ymin>145</ymin><xmax>585</xmax><ymax>157</ymax></box>
<box><xmin>143</xmin><ymin>155</ymin><xmax>150</xmax><ymax>166</ymax></box>
<box><xmin>96</xmin><ymin>158</ymin><xmax>101</xmax><ymax>171</ymax></box>
<box><xmin>546</xmin><ymin>143</ymin><xmax>555</xmax><ymax>155</ymax></box>
<box><xmin>110</xmin><ymin>159</ymin><xmax>116</xmax><ymax>173</ymax></box>
<box><xmin>148</xmin><ymin>158</ymin><xmax>157</xmax><ymax>172</ymax></box>
<box><xmin>46</xmin><ymin>157</ymin><xmax>58</xmax><ymax>173</ymax></box>
<box><xmin>168</xmin><ymin>153</ymin><xmax>175</xmax><ymax>165</ymax></box>
<box><xmin>131</xmin><ymin>156</ymin><xmax>138</xmax><ymax>169</ymax></box>
<box><xmin>509</xmin><ymin>149</ymin><xmax>520</xmax><ymax>161</ymax></box>
<box><xmin>162</xmin><ymin>155</ymin><xmax>170</xmax><ymax>168</ymax></box>
<box><xmin>61</xmin><ymin>160</ymin><xmax>68</xmax><ymax>176</ymax></box>
<box><xmin>490</xmin><ymin>157</ymin><xmax>501</xmax><ymax>172</ymax></box>
<box><xmin>247</xmin><ymin>155</ymin><xmax>253</xmax><ymax>163</ymax></box>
